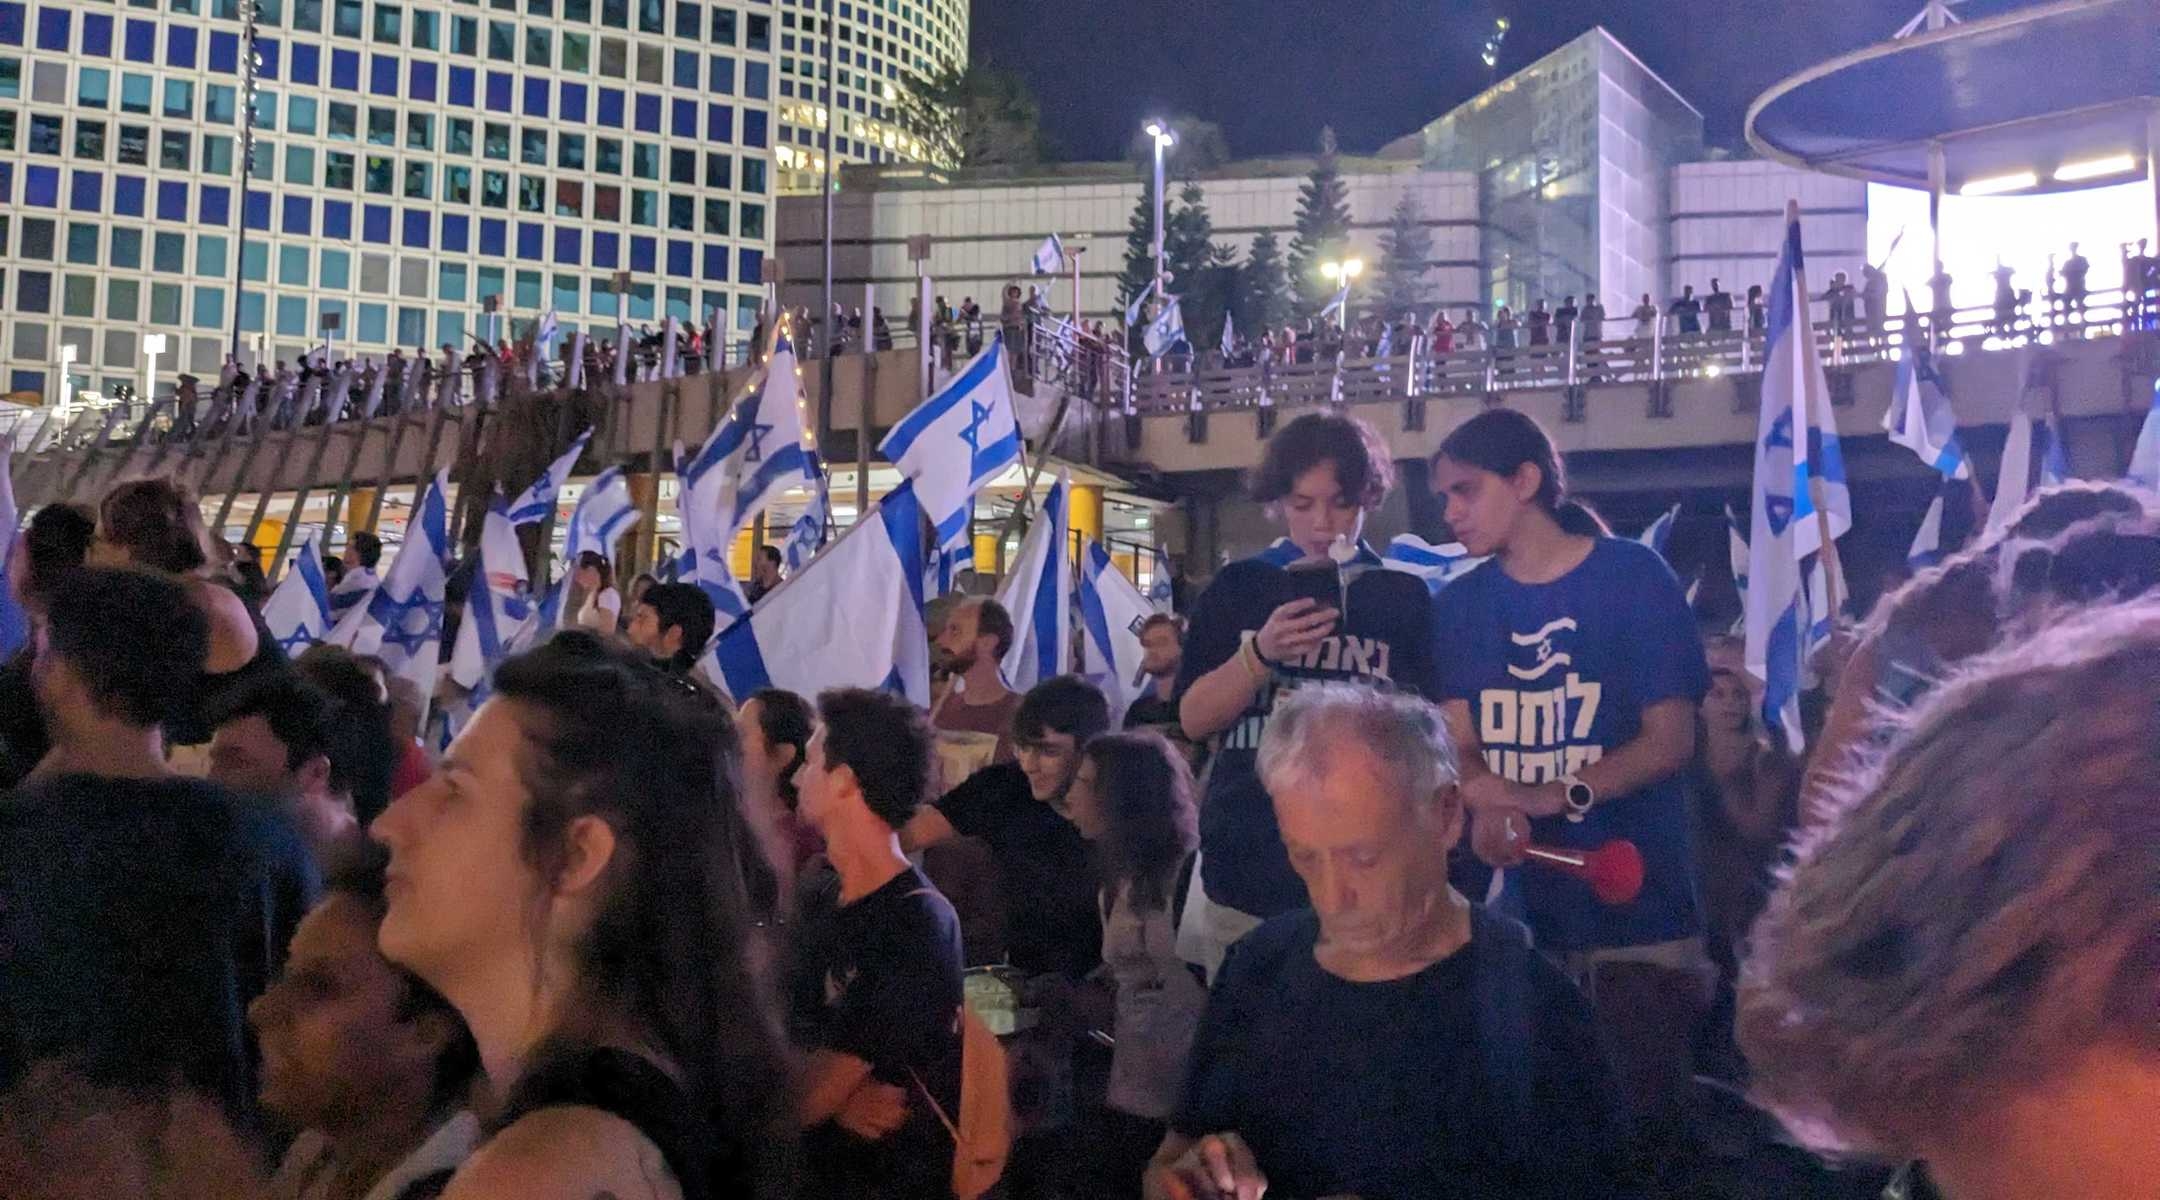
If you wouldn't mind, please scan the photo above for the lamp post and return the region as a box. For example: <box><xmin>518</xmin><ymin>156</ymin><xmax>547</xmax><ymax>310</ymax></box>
<box><xmin>227</xmin><ymin>0</ymin><xmax>261</xmax><ymax>362</ymax></box>
<box><xmin>143</xmin><ymin>333</ymin><xmax>167</xmax><ymax>406</ymax></box>
<box><xmin>1143</xmin><ymin>120</ymin><xmax>1175</xmax><ymax>297</ymax></box>
<box><xmin>1321</xmin><ymin>257</ymin><xmax>1365</xmax><ymax>332</ymax></box>
<box><xmin>55</xmin><ymin>343</ymin><xmax>78</xmax><ymax>418</ymax></box>
<box><xmin>1481</xmin><ymin>16</ymin><xmax>1510</xmax><ymax>87</ymax></box>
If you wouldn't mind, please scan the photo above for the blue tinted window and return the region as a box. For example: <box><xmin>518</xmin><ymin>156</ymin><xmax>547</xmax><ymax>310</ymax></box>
<box><xmin>290</xmin><ymin>41</ymin><xmax>320</xmax><ymax>83</ymax></box>
<box><xmin>112</xmin><ymin>174</ymin><xmax>144</xmax><ymax>215</ymax></box>
<box><xmin>516</xmin><ymin>221</ymin><xmax>541</xmax><ymax>259</ymax></box>
<box><xmin>669</xmin><ymin>98</ymin><xmax>694</xmax><ymax>137</ymax></box>
<box><xmin>448</xmin><ymin>65</ymin><xmax>473</xmax><ymax>105</ymax></box>
<box><xmin>153</xmin><ymin>231</ymin><xmax>185</xmax><ymax>273</ymax></box>
<box><xmin>665</xmin><ymin>239</ymin><xmax>690</xmax><ymax>277</ymax></box>
<box><xmin>257</xmin><ymin>37</ymin><xmax>281</xmax><ymax>78</ymax></box>
<box><xmin>629</xmin><ymin>235</ymin><xmax>655</xmax><ymax>273</ymax></box>
<box><xmin>81</xmin><ymin>12</ymin><xmax>111</xmax><ymax>55</ymax></box>
<box><xmin>592</xmin><ymin>230</ymin><xmax>619</xmax><ymax>269</ymax></box>
<box><xmin>553</xmin><ymin>227</ymin><xmax>579</xmax><ymax>264</ymax></box>
<box><xmin>521</xmin><ymin>76</ymin><xmax>546</xmax><ymax>117</ymax></box>
<box><xmin>16</xmin><ymin>270</ymin><xmax>50</xmax><ymax>311</ymax></box>
<box><xmin>707</xmin><ymin>55</ymin><xmax>731</xmax><ymax>93</ymax></box>
<box><xmin>154</xmin><ymin>179</ymin><xmax>186</xmax><ymax>220</ymax></box>
<box><xmin>741</xmin><ymin>110</ymin><xmax>766</xmax><ymax>149</ymax></box>
<box><xmin>282</xmin><ymin>194</ymin><xmax>311</xmax><ymax>234</ymax></box>
<box><xmin>484</xmin><ymin>70</ymin><xmax>510</xmax><ymax>111</ymax></box>
<box><xmin>559</xmin><ymin>81</ymin><xmax>586</xmax><ymax>122</ymax></box>
<box><xmin>362</xmin><ymin>203</ymin><xmax>390</xmax><ymax>243</ymax></box>
<box><xmin>701</xmin><ymin>244</ymin><xmax>725</xmax><ymax>281</ymax></box>
<box><xmin>736</xmin><ymin>247</ymin><xmax>761</xmax><ymax>285</ymax></box>
<box><xmin>369</xmin><ymin>52</ymin><xmax>397</xmax><ymax>95</ymax></box>
<box><xmin>198</xmin><ymin>185</ymin><xmax>229</xmax><ymax>225</ymax></box>
<box><xmin>246</xmin><ymin>189</ymin><xmax>271</xmax><ymax>230</ymax></box>
<box><xmin>441</xmin><ymin>213</ymin><xmax>468</xmax><ymax>253</ymax></box>
<box><xmin>208</xmin><ymin>28</ymin><xmax>237</xmax><ymax>70</ymax></box>
<box><xmin>743</xmin><ymin>60</ymin><xmax>766</xmax><ymax>100</ymax></box>
<box><xmin>320</xmin><ymin>248</ymin><xmax>350</xmax><ymax>288</ymax></box>
<box><xmin>634</xmin><ymin>93</ymin><xmax>659</xmax><ymax>133</ymax></box>
<box><xmin>400</xmin><ymin>208</ymin><xmax>428</xmax><ymax>247</ymax></box>
<box><xmin>0</xmin><ymin>3</ymin><xmax>23</xmax><ymax>45</ymax></box>
<box><xmin>110</xmin><ymin>226</ymin><xmax>142</xmax><ymax>268</ymax></box>
<box><xmin>358</xmin><ymin>303</ymin><xmax>387</xmax><ymax>342</ymax></box>
<box><xmin>122</xmin><ymin>18</ymin><xmax>153</xmax><ymax>61</ymax></box>
<box><xmin>167</xmin><ymin>25</ymin><xmax>198</xmax><ymax>68</ymax></box>
<box><xmin>408</xmin><ymin>59</ymin><xmax>435</xmax><ymax>101</ymax></box>
<box><xmin>331</xmin><ymin>47</ymin><xmax>360</xmax><ymax>89</ymax></box>
<box><xmin>705</xmin><ymin>103</ymin><xmax>730</xmax><ymax>142</ymax></box>
<box><xmin>597</xmin><ymin>87</ymin><xmax>623</xmax><ymax>127</ymax></box>
<box><xmin>68</xmin><ymin>170</ymin><xmax>101</xmax><ymax>211</ymax></box>
<box><xmin>322</xmin><ymin>200</ymin><xmax>351</xmax><ymax>238</ymax></box>
<box><xmin>672</xmin><ymin>49</ymin><xmax>695</xmax><ymax>88</ymax></box>
<box><xmin>479</xmin><ymin>218</ymin><xmax>506</xmax><ymax>256</ymax></box>
<box><xmin>34</xmin><ymin>7</ymin><xmax>67</xmax><ymax>51</ymax></box>
<box><xmin>238</xmin><ymin>291</ymin><xmax>265</xmax><ymax>334</ymax></box>
<box><xmin>192</xmin><ymin>286</ymin><xmax>225</xmax><ymax>330</ymax></box>
<box><xmin>277</xmin><ymin>295</ymin><xmax>308</xmax><ymax>336</ymax></box>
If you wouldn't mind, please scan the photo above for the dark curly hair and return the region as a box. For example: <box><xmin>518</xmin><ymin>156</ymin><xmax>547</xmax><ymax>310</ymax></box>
<box><xmin>1249</xmin><ymin>412</ymin><xmax>1395</xmax><ymax>511</ymax></box>
<box><xmin>98</xmin><ymin>478</ymin><xmax>210</xmax><ymax>574</ymax></box>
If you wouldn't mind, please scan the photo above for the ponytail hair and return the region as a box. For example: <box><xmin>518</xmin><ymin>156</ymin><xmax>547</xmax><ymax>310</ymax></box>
<box><xmin>1434</xmin><ymin>409</ymin><xmax>1590</xmax><ymax>530</ymax></box>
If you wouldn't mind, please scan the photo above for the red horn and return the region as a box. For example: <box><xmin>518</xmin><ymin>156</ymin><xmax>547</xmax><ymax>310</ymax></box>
<box><xmin>1522</xmin><ymin>840</ymin><xmax>1644</xmax><ymax>906</ymax></box>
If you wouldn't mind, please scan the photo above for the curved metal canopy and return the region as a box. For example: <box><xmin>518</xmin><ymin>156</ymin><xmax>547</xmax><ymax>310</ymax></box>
<box><xmin>1746</xmin><ymin>0</ymin><xmax>2158</xmax><ymax>197</ymax></box>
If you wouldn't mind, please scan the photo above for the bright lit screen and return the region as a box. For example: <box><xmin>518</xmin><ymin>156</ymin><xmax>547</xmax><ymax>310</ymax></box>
<box><xmin>1869</xmin><ymin>179</ymin><xmax>2154</xmax><ymax>309</ymax></box>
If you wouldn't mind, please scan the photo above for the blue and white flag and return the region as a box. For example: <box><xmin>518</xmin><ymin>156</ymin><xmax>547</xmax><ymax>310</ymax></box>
<box><xmin>540</xmin><ymin>466</ymin><xmax>641</xmax><ymax>629</ymax></box>
<box><xmin>1220</xmin><ymin>310</ymin><xmax>1236</xmax><ymax>355</ymax></box>
<box><xmin>1381</xmin><ymin>533</ymin><xmax>1482</xmax><ymax>595</ymax></box>
<box><xmin>330</xmin><ymin>470</ymin><xmax>452</xmax><ymax>717</ymax></box>
<box><xmin>261</xmin><ymin>532</ymin><xmax>334</xmax><ymax>656</ymax></box>
<box><xmin>506</xmin><ymin>426</ymin><xmax>592</xmax><ymax>526</ymax></box>
<box><xmin>1078</xmin><ymin>539</ymin><xmax>1157</xmax><ymax>722</ymax></box>
<box><xmin>0</xmin><ymin>447</ymin><xmax>28</xmax><ymax>660</ymax></box>
<box><xmin>1147</xmin><ymin>543</ymin><xmax>1175</xmax><ymax>611</ymax></box>
<box><xmin>1143</xmin><ymin>296</ymin><xmax>1185</xmax><ymax>359</ymax></box>
<box><xmin>450</xmin><ymin>494</ymin><xmax>538</xmax><ymax>703</ymax></box>
<box><xmin>2128</xmin><ymin>381</ymin><xmax>2160</xmax><ymax>490</ymax></box>
<box><xmin>1031</xmin><ymin>233</ymin><xmax>1064</xmax><ymax>277</ymax></box>
<box><xmin>710</xmin><ymin>480</ymin><xmax>930</xmax><ymax>705</ymax></box>
<box><xmin>1124</xmin><ymin>280</ymin><xmax>1158</xmax><ymax>329</ymax></box>
<box><xmin>1319</xmin><ymin>284</ymin><xmax>1350</xmax><ymax>321</ymax></box>
<box><xmin>1985</xmin><ymin>409</ymin><xmax>2070</xmax><ymax>532</ymax></box>
<box><xmin>879</xmin><ymin>334</ymin><xmax>1023</xmax><ymax>570</ymax></box>
<box><xmin>682</xmin><ymin>337</ymin><xmax>816</xmax><ymax>548</ymax></box>
<box><xmin>1726</xmin><ymin>503</ymin><xmax>1750</xmax><ymax>601</ymax></box>
<box><xmin>781</xmin><ymin>452</ymin><xmax>830</xmax><ymax>573</ymax></box>
<box><xmin>1908</xmin><ymin>494</ymin><xmax>1945</xmax><ymax>570</ymax></box>
<box><xmin>1885</xmin><ymin>324</ymin><xmax>1970</xmax><ymax>480</ymax></box>
<box><xmin>534</xmin><ymin>308</ymin><xmax>561</xmax><ymax>358</ymax></box>
<box><xmin>328</xmin><ymin>565</ymin><xmax>378</xmax><ymax>624</ymax></box>
<box><xmin>1374</xmin><ymin>322</ymin><xmax>1394</xmax><ymax>359</ymax></box>
<box><xmin>1638</xmin><ymin>503</ymin><xmax>1679</xmax><ymax>560</ymax></box>
<box><xmin>1744</xmin><ymin>202</ymin><xmax>1852</xmax><ymax>753</ymax></box>
<box><xmin>995</xmin><ymin>471</ymin><xmax>1070</xmax><ymax>691</ymax></box>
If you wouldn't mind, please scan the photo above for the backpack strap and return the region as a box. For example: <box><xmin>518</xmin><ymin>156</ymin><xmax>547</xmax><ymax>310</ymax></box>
<box><xmin>1169</xmin><ymin>850</ymin><xmax>1200</xmax><ymax>937</ymax></box>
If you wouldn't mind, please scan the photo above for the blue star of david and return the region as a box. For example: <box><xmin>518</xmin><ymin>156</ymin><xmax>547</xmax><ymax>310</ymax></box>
<box><xmin>377</xmin><ymin>589</ymin><xmax>442</xmax><ymax>659</ymax></box>
<box><xmin>960</xmin><ymin>400</ymin><xmax>993</xmax><ymax>456</ymax></box>
<box><xmin>277</xmin><ymin>627</ymin><xmax>320</xmax><ymax>654</ymax></box>
<box><xmin>744</xmin><ymin>419</ymin><xmax>774</xmax><ymax>464</ymax></box>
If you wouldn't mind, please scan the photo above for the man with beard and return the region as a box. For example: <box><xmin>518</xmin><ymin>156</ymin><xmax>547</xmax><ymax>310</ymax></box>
<box><xmin>930</xmin><ymin>597</ymin><xmax>1021</xmax><ymax>765</ymax></box>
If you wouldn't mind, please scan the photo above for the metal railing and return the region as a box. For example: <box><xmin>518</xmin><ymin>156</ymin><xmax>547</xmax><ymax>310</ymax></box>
<box><xmin>1123</xmin><ymin>285</ymin><xmax>2154</xmax><ymax>415</ymax></box>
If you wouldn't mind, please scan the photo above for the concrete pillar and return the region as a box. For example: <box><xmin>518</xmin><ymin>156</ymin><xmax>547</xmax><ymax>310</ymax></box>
<box><xmin>1070</xmin><ymin>484</ymin><xmax>1104</xmax><ymax>549</ymax></box>
<box><xmin>973</xmin><ymin>531</ymin><xmax>999</xmax><ymax>570</ymax></box>
<box><xmin>626</xmin><ymin>471</ymin><xmax>660</xmax><ymax>575</ymax></box>
<box><xmin>346</xmin><ymin>486</ymin><xmax>381</xmax><ymax>534</ymax></box>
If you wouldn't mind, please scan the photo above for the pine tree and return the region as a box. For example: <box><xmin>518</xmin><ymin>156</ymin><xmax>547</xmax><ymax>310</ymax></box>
<box><xmin>1166</xmin><ymin>181</ymin><xmax>1234</xmax><ymax>350</ymax></box>
<box><xmin>1374</xmin><ymin>192</ymin><xmax>1434</xmax><ymax>323</ymax></box>
<box><xmin>1117</xmin><ymin>175</ymin><xmax>1159</xmax><ymax>314</ymax></box>
<box><xmin>1239</xmin><ymin>231</ymin><xmax>1292</xmax><ymax>338</ymax></box>
<box><xmin>1286</xmin><ymin>126</ymin><xmax>1354</xmax><ymax>314</ymax></box>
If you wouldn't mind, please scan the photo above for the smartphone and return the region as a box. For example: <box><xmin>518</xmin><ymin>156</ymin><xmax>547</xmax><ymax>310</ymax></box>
<box><xmin>1282</xmin><ymin>559</ymin><xmax>1344</xmax><ymax>629</ymax></box>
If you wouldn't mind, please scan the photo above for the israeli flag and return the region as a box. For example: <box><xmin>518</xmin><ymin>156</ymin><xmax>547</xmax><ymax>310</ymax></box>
<box><xmin>506</xmin><ymin>427</ymin><xmax>592</xmax><ymax>526</ymax></box>
<box><xmin>1908</xmin><ymin>494</ymin><xmax>1945</xmax><ymax>570</ymax></box>
<box><xmin>2129</xmin><ymin>381</ymin><xmax>2160</xmax><ymax>490</ymax></box>
<box><xmin>330</xmin><ymin>470</ymin><xmax>453</xmax><ymax>718</ymax></box>
<box><xmin>1375</xmin><ymin>322</ymin><xmax>1394</xmax><ymax>359</ymax></box>
<box><xmin>1637</xmin><ymin>503</ymin><xmax>1679</xmax><ymax>560</ymax></box>
<box><xmin>0</xmin><ymin>446</ymin><xmax>29</xmax><ymax>660</ymax></box>
<box><xmin>539</xmin><ymin>466</ymin><xmax>641</xmax><ymax>629</ymax></box>
<box><xmin>262</xmin><ymin>532</ymin><xmax>334</xmax><ymax>656</ymax></box>
<box><xmin>1124</xmin><ymin>280</ymin><xmax>1158</xmax><ymax>329</ymax></box>
<box><xmin>1985</xmin><ymin>410</ymin><xmax>2071</xmax><ymax>533</ymax></box>
<box><xmin>1032</xmin><ymin>233</ymin><xmax>1065</xmax><ymax>277</ymax></box>
<box><xmin>1147</xmin><ymin>543</ymin><xmax>1176</xmax><ymax>611</ymax></box>
<box><xmin>681</xmin><ymin>338</ymin><xmax>816</xmax><ymax>547</ymax></box>
<box><xmin>1885</xmin><ymin>326</ymin><xmax>1971</xmax><ymax>480</ymax></box>
<box><xmin>710</xmin><ymin>480</ymin><xmax>931</xmax><ymax>705</ymax></box>
<box><xmin>1220</xmin><ymin>310</ymin><xmax>1236</xmax><ymax>355</ymax></box>
<box><xmin>1143</xmin><ymin>297</ymin><xmax>1186</xmax><ymax>359</ymax></box>
<box><xmin>535</xmin><ymin>309</ymin><xmax>560</xmax><ymax>358</ymax></box>
<box><xmin>1319</xmin><ymin>284</ymin><xmax>1350</xmax><ymax>321</ymax></box>
<box><xmin>995</xmin><ymin>471</ymin><xmax>1070</xmax><ymax>690</ymax></box>
<box><xmin>1078</xmin><ymin>539</ymin><xmax>1157</xmax><ymax>723</ymax></box>
<box><xmin>1381</xmin><ymin>533</ymin><xmax>1483</xmax><ymax>595</ymax></box>
<box><xmin>450</xmin><ymin>494</ymin><xmax>538</xmax><ymax>703</ymax></box>
<box><xmin>1744</xmin><ymin>202</ymin><xmax>1851</xmax><ymax>753</ymax></box>
<box><xmin>879</xmin><ymin>334</ymin><xmax>1023</xmax><ymax>570</ymax></box>
<box><xmin>781</xmin><ymin>451</ymin><xmax>829</xmax><ymax>573</ymax></box>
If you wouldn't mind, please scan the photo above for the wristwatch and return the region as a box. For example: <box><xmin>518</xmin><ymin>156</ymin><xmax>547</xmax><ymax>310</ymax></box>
<box><xmin>1560</xmin><ymin>773</ymin><xmax>1596</xmax><ymax>823</ymax></box>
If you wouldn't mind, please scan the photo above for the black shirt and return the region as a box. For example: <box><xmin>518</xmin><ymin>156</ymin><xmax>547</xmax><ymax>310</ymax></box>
<box><xmin>0</xmin><ymin>773</ymin><xmax>320</xmax><ymax>1124</ymax></box>
<box><xmin>1177</xmin><ymin>906</ymin><xmax>1636</xmax><ymax>1200</ymax></box>
<box><xmin>1174</xmin><ymin>551</ymin><xmax>1438</xmax><ymax>917</ymax></box>
<box><xmin>936</xmin><ymin>762</ymin><xmax>1102</xmax><ymax>979</ymax></box>
<box><xmin>792</xmin><ymin>865</ymin><xmax>965</xmax><ymax>1200</ymax></box>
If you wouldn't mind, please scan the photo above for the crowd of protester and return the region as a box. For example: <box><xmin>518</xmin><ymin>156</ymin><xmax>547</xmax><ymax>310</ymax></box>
<box><xmin>2</xmin><ymin>393</ymin><xmax>2159</xmax><ymax>1200</ymax></box>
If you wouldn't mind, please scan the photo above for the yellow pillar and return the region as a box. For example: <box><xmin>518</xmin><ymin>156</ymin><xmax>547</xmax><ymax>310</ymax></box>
<box><xmin>626</xmin><ymin>472</ymin><xmax>659</xmax><ymax>575</ymax></box>
<box><xmin>729</xmin><ymin>527</ymin><xmax>754</xmax><ymax>578</ymax></box>
<box><xmin>973</xmin><ymin>531</ymin><xmax>999</xmax><ymax>570</ymax></box>
<box><xmin>1070</xmin><ymin>484</ymin><xmax>1104</xmax><ymax>547</ymax></box>
<box><xmin>346</xmin><ymin>486</ymin><xmax>380</xmax><ymax>533</ymax></box>
<box><xmin>249</xmin><ymin>517</ymin><xmax>285</xmax><ymax>573</ymax></box>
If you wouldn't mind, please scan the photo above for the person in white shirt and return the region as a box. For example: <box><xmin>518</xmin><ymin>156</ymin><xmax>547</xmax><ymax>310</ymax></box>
<box><xmin>329</xmin><ymin>532</ymin><xmax>381</xmax><ymax>625</ymax></box>
<box><xmin>572</xmin><ymin>551</ymin><xmax>621</xmax><ymax>636</ymax></box>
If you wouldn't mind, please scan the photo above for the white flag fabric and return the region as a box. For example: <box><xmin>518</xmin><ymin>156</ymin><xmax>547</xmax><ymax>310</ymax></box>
<box><xmin>1637</xmin><ymin>503</ymin><xmax>1679</xmax><ymax>560</ymax></box>
<box><xmin>535</xmin><ymin>308</ymin><xmax>560</xmax><ymax>359</ymax></box>
<box><xmin>1381</xmin><ymin>534</ymin><xmax>1483</xmax><ymax>595</ymax></box>
<box><xmin>568</xmin><ymin>332</ymin><xmax>588</xmax><ymax>390</ymax></box>
<box><xmin>1078</xmin><ymin>539</ymin><xmax>1156</xmax><ymax>723</ymax></box>
<box><xmin>781</xmin><ymin>451</ymin><xmax>829</xmax><ymax>573</ymax></box>
<box><xmin>2127</xmin><ymin>381</ymin><xmax>2160</xmax><ymax>490</ymax></box>
<box><xmin>879</xmin><ymin>334</ymin><xmax>1023</xmax><ymax>568</ymax></box>
<box><xmin>1220</xmin><ymin>309</ymin><xmax>1236</xmax><ymax>356</ymax></box>
<box><xmin>1744</xmin><ymin>202</ymin><xmax>1852</xmax><ymax>753</ymax></box>
<box><xmin>329</xmin><ymin>471</ymin><xmax>452</xmax><ymax>716</ymax></box>
<box><xmin>612</xmin><ymin>324</ymin><xmax>632</xmax><ymax>386</ymax></box>
<box><xmin>1031</xmin><ymin>233</ymin><xmax>1065</xmax><ymax>277</ymax></box>
<box><xmin>1885</xmin><ymin>327</ymin><xmax>1970</xmax><ymax>479</ymax></box>
<box><xmin>995</xmin><ymin>471</ymin><xmax>1071</xmax><ymax>691</ymax></box>
<box><xmin>662</xmin><ymin>316</ymin><xmax>682</xmax><ymax>379</ymax></box>
<box><xmin>1987</xmin><ymin>410</ymin><xmax>2037</xmax><ymax>534</ymax></box>
<box><xmin>1124</xmin><ymin>280</ymin><xmax>1157</xmax><ymax>329</ymax></box>
<box><xmin>1147</xmin><ymin>543</ymin><xmax>1176</xmax><ymax>612</ymax></box>
<box><xmin>680</xmin><ymin>339</ymin><xmax>815</xmax><ymax>547</ymax></box>
<box><xmin>1908</xmin><ymin>494</ymin><xmax>1945</xmax><ymax>570</ymax></box>
<box><xmin>1319</xmin><ymin>284</ymin><xmax>1350</xmax><ymax>321</ymax></box>
<box><xmin>450</xmin><ymin>496</ymin><xmax>538</xmax><ymax>698</ymax></box>
<box><xmin>540</xmin><ymin>466</ymin><xmax>641</xmax><ymax>629</ymax></box>
<box><xmin>507</xmin><ymin>427</ymin><xmax>592</xmax><ymax>526</ymax></box>
<box><xmin>0</xmin><ymin>446</ymin><xmax>29</xmax><ymax>659</ymax></box>
<box><xmin>262</xmin><ymin>532</ymin><xmax>334</xmax><ymax>656</ymax></box>
<box><xmin>709</xmin><ymin>481</ymin><xmax>930</xmax><ymax>705</ymax></box>
<box><xmin>1143</xmin><ymin>297</ymin><xmax>1186</xmax><ymax>359</ymax></box>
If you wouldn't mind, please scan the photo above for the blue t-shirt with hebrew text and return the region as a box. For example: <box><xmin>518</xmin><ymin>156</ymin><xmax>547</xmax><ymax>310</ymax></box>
<box><xmin>1433</xmin><ymin>537</ymin><xmax>1709</xmax><ymax>951</ymax></box>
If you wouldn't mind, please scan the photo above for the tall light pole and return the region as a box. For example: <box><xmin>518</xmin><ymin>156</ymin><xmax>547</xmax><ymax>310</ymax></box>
<box><xmin>228</xmin><ymin>0</ymin><xmax>261</xmax><ymax>362</ymax></box>
<box><xmin>1322</xmin><ymin>257</ymin><xmax>1365</xmax><ymax>331</ymax></box>
<box><xmin>1144</xmin><ymin>120</ymin><xmax>1175</xmax><ymax>297</ymax></box>
<box><xmin>1481</xmin><ymin>16</ymin><xmax>1510</xmax><ymax>88</ymax></box>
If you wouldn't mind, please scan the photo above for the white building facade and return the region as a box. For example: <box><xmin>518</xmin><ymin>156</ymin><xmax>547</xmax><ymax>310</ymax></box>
<box><xmin>0</xmin><ymin>0</ymin><xmax>782</xmax><ymax>402</ymax></box>
<box><xmin>770</xmin><ymin>0</ymin><xmax>964</xmax><ymax>194</ymax></box>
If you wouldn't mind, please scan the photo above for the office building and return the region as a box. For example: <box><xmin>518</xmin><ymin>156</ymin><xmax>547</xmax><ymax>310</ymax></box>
<box><xmin>770</xmin><ymin>0</ymin><xmax>964</xmax><ymax>193</ymax></box>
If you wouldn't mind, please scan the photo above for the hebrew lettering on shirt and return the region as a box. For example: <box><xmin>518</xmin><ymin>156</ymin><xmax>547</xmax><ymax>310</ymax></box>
<box><xmin>1478</xmin><ymin>618</ymin><xmax>1605</xmax><ymax>784</ymax></box>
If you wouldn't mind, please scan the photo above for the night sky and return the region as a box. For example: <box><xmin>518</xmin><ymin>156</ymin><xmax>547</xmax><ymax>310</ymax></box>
<box><xmin>972</xmin><ymin>0</ymin><xmax>2034</xmax><ymax>163</ymax></box>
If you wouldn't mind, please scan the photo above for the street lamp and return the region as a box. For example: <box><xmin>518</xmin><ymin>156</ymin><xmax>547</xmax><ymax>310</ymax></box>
<box><xmin>55</xmin><ymin>343</ymin><xmax>78</xmax><ymax>417</ymax></box>
<box><xmin>1143</xmin><ymin>119</ymin><xmax>1176</xmax><ymax>299</ymax></box>
<box><xmin>1482</xmin><ymin>16</ymin><xmax>1510</xmax><ymax>84</ymax></box>
<box><xmin>1321</xmin><ymin>257</ymin><xmax>1365</xmax><ymax>331</ymax></box>
<box><xmin>228</xmin><ymin>0</ymin><xmax>262</xmax><ymax>363</ymax></box>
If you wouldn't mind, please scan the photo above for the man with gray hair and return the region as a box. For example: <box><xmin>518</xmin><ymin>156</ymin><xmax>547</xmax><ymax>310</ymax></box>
<box><xmin>1146</xmin><ymin>684</ymin><xmax>1633</xmax><ymax>1200</ymax></box>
